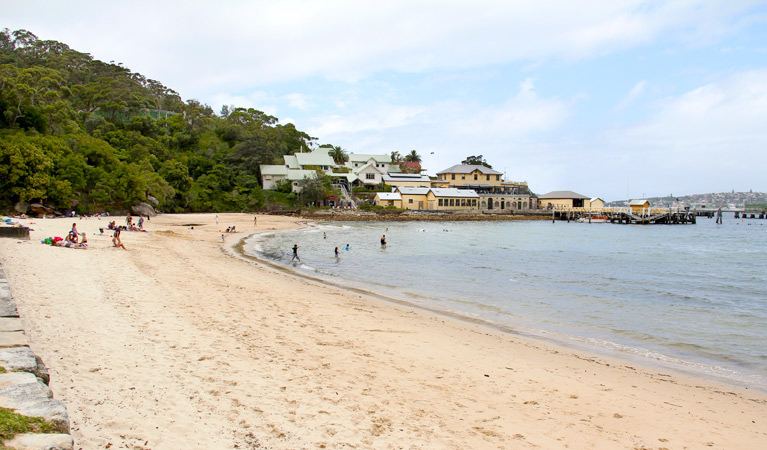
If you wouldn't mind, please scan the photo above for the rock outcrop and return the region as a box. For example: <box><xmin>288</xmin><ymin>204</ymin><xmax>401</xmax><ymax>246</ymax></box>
<box><xmin>130</xmin><ymin>202</ymin><xmax>156</xmax><ymax>217</ymax></box>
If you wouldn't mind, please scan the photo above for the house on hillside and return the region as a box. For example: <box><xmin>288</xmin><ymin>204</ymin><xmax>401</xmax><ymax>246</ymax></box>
<box><xmin>436</xmin><ymin>164</ymin><xmax>503</xmax><ymax>187</ymax></box>
<box><xmin>538</xmin><ymin>191</ymin><xmax>591</xmax><ymax>209</ymax></box>
<box><xmin>259</xmin><ymin>147</ymin><xmax>335</xmax><ymax>192</ymax></box>
<box><xmin>346</xmin><ymin>154</ymin><xmax>392</xmax><ymax>173</ymax></box>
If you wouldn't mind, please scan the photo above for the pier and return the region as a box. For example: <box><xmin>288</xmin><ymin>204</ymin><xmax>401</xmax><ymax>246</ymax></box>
<box><xmin>551</xmin><ymin>207</ymin><xmax>697</xmax><ymax>224</ymax></box>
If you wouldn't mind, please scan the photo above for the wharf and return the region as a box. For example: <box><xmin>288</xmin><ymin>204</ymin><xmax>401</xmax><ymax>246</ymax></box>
<box><xmin>552</xmin><ymin>208</ymin><xmax>697</xmax><ymax>224</ymax></box>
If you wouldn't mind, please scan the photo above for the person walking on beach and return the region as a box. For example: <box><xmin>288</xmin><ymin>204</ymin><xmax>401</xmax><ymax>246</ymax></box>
<box><xmin>291</xmin><ymin>244</ymin><xmax>300</xmax><ymax>262</ymax></box>
<box><xmin>380</xmin><ymin>235</ymin><xmax>386</xmax><ymax>247</ymax></box>
<box><xmin>254</xmin><ymin>216</ymin><xmax>257</xmax><ymax>227</ymax></box>
<box><xmin>215</xmin><ymin>215</ymin><xmax>219</xmax><ymax>225</ymax></box>
<box><xmin>334</xmin><ymin>247</ymin><xmax>339</xmax><ymax>258</ymax></box>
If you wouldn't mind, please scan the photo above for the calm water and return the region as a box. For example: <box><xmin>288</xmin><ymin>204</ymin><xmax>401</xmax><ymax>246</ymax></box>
<box><xmin>244</xmin><ymin>217</ymin><xmax>767</xmax><ymax>389</ymax></box>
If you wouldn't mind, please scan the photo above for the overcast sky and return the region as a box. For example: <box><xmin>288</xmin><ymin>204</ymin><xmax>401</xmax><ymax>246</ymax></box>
<box><xmin>4</xmin><ymin>0</ymin><xmax>767</xmax><ymax>200</ymax></box>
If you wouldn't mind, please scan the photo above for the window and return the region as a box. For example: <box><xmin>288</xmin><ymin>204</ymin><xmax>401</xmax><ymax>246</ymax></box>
<box><xmin>496</xmin><ymin>175</ymin><xmax>500</xmax><ymax>181</ymax></box>
<box><xmin>366</xmin><ymin>173</ymin><xmax>375</xmax><ymax>180</ymax></box>
<box><xmin>409</xmin><ymin>199</ymin><xmax>413</xmax><ymax>204</ymax></box>
<box><xmin>462</xmin><ymin>175</ymin><xmax>465</xmax><ymax>180</ymax></box>
<box><xmin>461</xmin><ymin>200</ymin><xmax>466</xmax><ymax>207</ymax></box>
<box><xmin>438</xmin><ymin>199</ymin><xmax>444</xmax><ymax>206</ymax></box>
<box><xmin>474</xmin><ymin>174</ymin><xmax>478</xmax><ymax>180</ymax></box>
<box><xmin>472</xmin><ymin>199</ymin><xmax>477</xmax><ymax>206</ymax></box>
<box><xmin>449</xmin><ymin>199</ymin><xmax>455</xmax><ymax>206</ymax></box>
<box><xmin>486</xmin><ymin>175</ymin><xmax>490</xmax><ymax>181</ymax></box>
<box><xmin>451</xmin><ymin>174</ymin><xmax>455</xmax><ymax>180</ymax></box>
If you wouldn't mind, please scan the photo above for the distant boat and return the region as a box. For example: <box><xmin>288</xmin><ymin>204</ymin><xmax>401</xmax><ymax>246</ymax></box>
<box><xmin>577</xmin><ymin>216</ymin><xmax>609</xmax><ymax>223</ymax></box>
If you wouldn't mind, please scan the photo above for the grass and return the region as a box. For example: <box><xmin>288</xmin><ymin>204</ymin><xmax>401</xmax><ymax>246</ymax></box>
<box><xmin>0</xmin><ymin>407</ymin><xmax>58</xmax><ymax>448</ymax></box>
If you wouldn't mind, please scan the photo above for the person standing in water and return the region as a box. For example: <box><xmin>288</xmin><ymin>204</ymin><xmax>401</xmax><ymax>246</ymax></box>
<box><xmin>380</xmin><ymin>235</ymin><xmax>386</xmax><ymax>247</ymax></box>
<box><xmin>291</xmin><ymin>244</ymin><xmax>300</xmax><ymax>262</ymax></box>
<box><xmin>334</xmin><ymin>247</ymin><xmax>339</xmax><ymax>258</ymax></box>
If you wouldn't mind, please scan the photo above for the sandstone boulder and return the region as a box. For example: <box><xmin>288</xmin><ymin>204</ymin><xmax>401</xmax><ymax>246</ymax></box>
<box><xmin>130</xmin><ymin>202</ymin><xmax>156</xmax><ymax>217</ymax></box>
<box><xmin>13</xmin><ymin>202</ymin><xmax>29</xmax><ymax>214</ymax></box>
<box><xmin>28</xmin><ymin>204</ymin><xmax>57</xmax><ymax>217</ymax></box>
<box><xmin>2</xmin><ymin>433</ymin><xmax>73</xmax><ymax>450</ymax></box>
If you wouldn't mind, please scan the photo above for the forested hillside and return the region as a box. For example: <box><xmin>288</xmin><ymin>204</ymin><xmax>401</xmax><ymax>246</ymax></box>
<box><xmin>0</xmin><ymin>29</ymin><xmax>316</xmax><ymax>214</ymax></box>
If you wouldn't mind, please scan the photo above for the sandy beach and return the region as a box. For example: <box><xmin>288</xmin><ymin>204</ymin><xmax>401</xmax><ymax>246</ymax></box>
<box><xmin>0</xmin><ymin>213</ymin><xmax>765</xmax><ymax>449</ymax></box>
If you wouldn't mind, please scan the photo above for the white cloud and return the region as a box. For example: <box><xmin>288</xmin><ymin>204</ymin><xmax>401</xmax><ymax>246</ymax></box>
<box><xmin>284</xmin><ymin>93</ymin><xmax>314</xmax><ymax>111</ymax></box>
<box><xmin>4</xmin><ymin>0</ymin><xmax>760</xmax><ymax>92</ymax></box>
<box><xmin>615</xmin><ymin>80</ymin><xmax>649</xmax><ymax>111</ymax></box>
<box><xmin>571</xmin><ymin>69</ymin><xmax>767</xmax><ymax>198</ymax></box>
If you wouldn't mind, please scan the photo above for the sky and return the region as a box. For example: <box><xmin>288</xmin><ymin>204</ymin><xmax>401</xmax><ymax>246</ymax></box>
<box><xmin>3</xmin><ymin>0</ymin><xmax>767</xmax><ymax>201</ymax></box>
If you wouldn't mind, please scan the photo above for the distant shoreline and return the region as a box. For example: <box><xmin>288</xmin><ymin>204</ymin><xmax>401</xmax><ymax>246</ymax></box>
<box><xmin>300</xmin><ymin>210</ymin><xmax>552</xmax><ymax>221</ymax></box>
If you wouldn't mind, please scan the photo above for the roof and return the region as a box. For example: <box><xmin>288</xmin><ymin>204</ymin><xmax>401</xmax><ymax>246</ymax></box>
<box><xmin>590</xmin><ymin>197</ymin><xmax>604</xmax><ymax>203</ymax></box>
<box><xmin>436</xmin><ymin>164</ymin><xmax>502</xmax><ymax>176</ymax></box>
<box><xmin>353</xmin><ymin>161</ymin><xmax>385</xmax><ymax>174</ymax></box>
<box><xmin>294</xmin><ymin>149</ymin><xmax>335</xmax><ymax>167</ymax></box>
<box><xmin>538</xmin><ymin>190</ymin><xmax>590</xmax><ymax>199</ymax></box>
<box><xmin>260</xmin><ymin>165</ymin><xmax>288</xmax><ymax>176</ymax></box>
<box><xmin>382</xmin><ymin>174</ymin><xmax>431</xmax><ymax>183</ymax></box>
<box><xmin>430</xmin><ymin>188</ymin><xmax>479</xmax><ymax>198</ymax></box>
<box><xmin>375</xmin><ymin>192</ymin><xmax>402</xmax><ymax>200</ymax></box>
<box><xmin>347</xmin><ymin>153</ymin><xmax>391</xmax><ymax>164</ymax></box>
<box><xmin>283</xmin><ymin>154</ymin><xmax>299</xmax><ymax>169</ymax></box>
<box><xmin>330</xmin><ymin>172</ymin><xmax>359</xmax><ymax>183</ymax></box>
<box><xmin>286</xmin><ymin>170</ymin><xmax>318</xmax><ymax>181</ymax></box>
<box><xmin>396</xmin><ymin>187</ymin><xmax>431</xmax><ymax>196</ymax></box>
<box><xmin>629</xmin><ymin>199</ymin><xmax>650</xmax><ymax>206</ymax></box>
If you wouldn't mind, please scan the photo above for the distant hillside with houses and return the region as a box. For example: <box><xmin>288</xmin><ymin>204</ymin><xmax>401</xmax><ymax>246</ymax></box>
<box><xmin>606</xmin><ymin>191</ymin><xmax>767</xmax><ymax>209</ymax></box>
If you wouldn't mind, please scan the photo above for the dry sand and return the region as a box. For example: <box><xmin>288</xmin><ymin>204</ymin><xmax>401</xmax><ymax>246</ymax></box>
<box><xmin>0</xmin><ymin>213</ymin><xmax>765</xmax><ymax>450</ymax></box>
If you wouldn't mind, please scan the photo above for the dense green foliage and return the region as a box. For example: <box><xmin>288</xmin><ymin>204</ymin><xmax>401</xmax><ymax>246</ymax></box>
<box><xmin>0</xmin><ymin>29</ymin><xmax>318</xmax><ymax>213</ymax></box>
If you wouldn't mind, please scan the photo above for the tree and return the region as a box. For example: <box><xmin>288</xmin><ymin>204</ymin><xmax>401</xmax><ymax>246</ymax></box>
<box><xmin>390</xmin><ymin>151</ymin><xmax>402</xmax><ymax>163</ymax></box>
<box><xmin>404</xmin><ymin>149</ymin><xmax>421</xmax><ymax>163</ymax></box>
<box><xmin>329</xmin><ymin>145</ymin><xmax>348</xmax><ymax>164</ymax></box>
<box><xmin>461</xmin><ymin>155</ymin><xmax>492</xmax><ymax>168</ymax></box>
<box><xmin>298</xmin><ymin>171</ymin><xmax>334</xmax><ymax>205</ymax></box>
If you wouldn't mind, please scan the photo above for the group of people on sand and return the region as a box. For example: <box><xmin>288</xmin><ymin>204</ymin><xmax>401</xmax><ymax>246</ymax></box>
<box><xmin>43</xmin><ymin>219</ymin><xmax>128</xmax><ymax>250</ymax></box>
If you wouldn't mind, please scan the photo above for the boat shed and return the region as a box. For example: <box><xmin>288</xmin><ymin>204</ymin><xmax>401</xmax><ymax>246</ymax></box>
<box><xmin>538</xmin><ymin>190</ymin><xmax>590</xmax><ymax>209</ymax></box>
<box><xmin>629</xmin><ymin>199</ymin><xmax>651</xmax><ymax>213</ymax></box>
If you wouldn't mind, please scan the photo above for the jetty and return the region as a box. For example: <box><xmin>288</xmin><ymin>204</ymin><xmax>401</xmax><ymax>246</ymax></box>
<box><xmin>552</xmin><ymin>207</ymin><xmax>697</xmax><ymax>224</ymax></box>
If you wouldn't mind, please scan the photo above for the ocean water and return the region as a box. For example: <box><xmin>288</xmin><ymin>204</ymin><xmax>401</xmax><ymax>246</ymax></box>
<box><xmin>243</xmin><ymin>217</ymin><xmax>767</xmax><ymax>389</ymax></box>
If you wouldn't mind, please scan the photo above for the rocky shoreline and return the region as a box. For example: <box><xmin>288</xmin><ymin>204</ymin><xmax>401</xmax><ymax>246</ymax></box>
<box><xmin>300</xmin><ymin>209</ymin><xmax>552</xmax><ymax>221</ymax></box>
<box><xmin>0</xmin><ymin>266</ymin><xmax>72</xmax><ymax>450</ymax></box>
